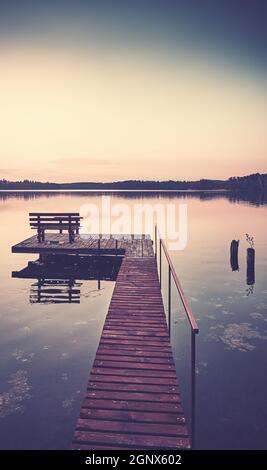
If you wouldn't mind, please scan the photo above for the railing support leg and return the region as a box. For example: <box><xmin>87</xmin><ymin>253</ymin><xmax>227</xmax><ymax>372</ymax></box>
<box><xmin>159</xmin><ymin>239</ymin><xmax>162</xmax><ymax>288</ymax></box>
<box><xmin>154</xmin><ymin>226</ymin><xmax>157</xmax><ymax>259</ymax></box>
<box><xmin>191</xmin><ymin>331</ymin><xmax>196</xmax><ymax>449</ymax></box>
<box><xmin>168</xmin><ymin>265</ymin><xmax>171</xmax><ymax>337</ymax></box>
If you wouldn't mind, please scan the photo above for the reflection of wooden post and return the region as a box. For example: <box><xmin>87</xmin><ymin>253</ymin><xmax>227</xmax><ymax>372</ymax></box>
<box><xmin>38</xmin><ymin>279</ymin><xmax>42</xmax><ymax>303</ymax></box>
<box><xmin>247</xmin><ymin>247</ymin><xmax>255</xmax><ymax>285</ymax></box>
<box><xmin>230</xmin><ymin>240</ymin><xmax>239</xmax><ymax>271</ymax></box>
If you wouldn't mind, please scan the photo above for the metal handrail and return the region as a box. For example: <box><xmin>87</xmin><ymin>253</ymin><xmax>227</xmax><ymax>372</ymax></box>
<box><xmin>162</xmin><ymin>238</ymin><xmax>199</xmax><ymax>333</ymax></box>
<box><xmin>155</xmin><ymin>225</ymin><xmax>199</xmax><ymax>333</ymax></box>
<box><xmin>154</xmin><ymin>225</ymin><xmax>199</xmax><ymax>448</ymax></box>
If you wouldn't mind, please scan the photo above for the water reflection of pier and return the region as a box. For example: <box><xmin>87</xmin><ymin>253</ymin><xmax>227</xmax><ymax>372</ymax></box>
<box><xmin>12</xmin><ymin>254</ymin><xmax>122</xmax><ymax>304</ymax></box>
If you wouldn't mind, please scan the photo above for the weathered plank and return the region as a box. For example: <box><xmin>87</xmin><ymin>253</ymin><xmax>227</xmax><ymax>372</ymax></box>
<box><xmin>82</xmin><ymin>398</ymin><xmax>183</xmax><ymax>413</ymax></box>
<box><xmin>72</xmin><ymin>430</ymin><xmax>190</xmax><ymax>449</ymax></box>
<box><xmin>79</xmin><ymin>408</ymin><xmax>185</xmax><ymax>424</ymax></box>
<box><xmin>76</xmin><ymin>418</ymin><xmax>188</xmax><ymax>436</ymax></box>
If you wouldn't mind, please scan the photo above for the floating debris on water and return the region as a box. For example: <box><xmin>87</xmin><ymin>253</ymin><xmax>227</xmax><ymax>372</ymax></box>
<box><xmin>11</xmin><ymin>349</ymin><xmax>35</xmax><ymax>363</ymax></box>
<box><xmin>207</xmin><ymin>322</ymin><xmax>267</xmax><ymax>352</ymax></box>
<box><xmin>249</xmin><ymin>312</ymin><xmax>267</xmax><ymax>322</ymax></box>
<box><xmin>196</xmin><ymin>361</ymin><xmax>208</xmax><ymax>376</ymax></box>
<box><xmin>61</xmin><ymin>353</ymin><xmax>69</xmax><ymax>360</ymax></box>
<box><xmin>0</xmin><ymin>370</ymin><xmax>31</xmax><ymax>418</ymax></box>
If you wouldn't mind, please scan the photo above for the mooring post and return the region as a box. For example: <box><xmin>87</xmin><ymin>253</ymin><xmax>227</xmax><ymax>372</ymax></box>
<box><xmin>230</xmin><ymin>239</ymin><xmax>239</xmax><ymax>271</ymax></box>
<box><xmin>247</xmin><ymin>247</ymin><xmax>255</xmax><ymax>285</ymax></box>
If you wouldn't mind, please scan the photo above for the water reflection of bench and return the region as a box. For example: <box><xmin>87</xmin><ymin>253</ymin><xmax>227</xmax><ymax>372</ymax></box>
<box><xmin>30</xmin><ymin>278</ymin><xmax>81</xmax><ymax>304</ymax></box>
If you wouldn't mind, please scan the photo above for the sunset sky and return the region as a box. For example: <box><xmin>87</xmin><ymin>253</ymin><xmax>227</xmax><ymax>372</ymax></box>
<box><xmin>0</xmin><ymin>1</ymin><xmax>266</xmax><ymax>182</ymax></box>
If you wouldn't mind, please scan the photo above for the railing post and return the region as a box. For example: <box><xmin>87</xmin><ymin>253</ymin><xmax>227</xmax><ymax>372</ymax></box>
<box><xmin>159</xmin><ymin>239</ymin><xmax>162</xmax><ymax>288</ymax></box>
<box><xmin>168</xmin><ymin>265</ymin><xmax>171</xmax><ymax>336</ymax></box>
<box><xmin>191</xmin><ymin>331</ymin><xmax>196</xmax><ymax>449</ymax></box>
<box><xmin>154</xmin><ymin>226</ymin><xmax>157</xmax><ymax>259</ymax></box>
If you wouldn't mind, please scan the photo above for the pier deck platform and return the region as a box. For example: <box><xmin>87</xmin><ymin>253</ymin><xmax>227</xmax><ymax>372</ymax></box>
<box><xmin>12</xmin><ymin>233</ymin><xmax>153</xmax><ymax>257</ymax></box>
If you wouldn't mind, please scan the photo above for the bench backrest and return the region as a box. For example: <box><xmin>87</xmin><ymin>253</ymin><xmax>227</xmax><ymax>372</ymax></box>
<box><xmin>29</xmin><ymin>212</ymin><xmax>82</xmax><ymax>228</ymax></box>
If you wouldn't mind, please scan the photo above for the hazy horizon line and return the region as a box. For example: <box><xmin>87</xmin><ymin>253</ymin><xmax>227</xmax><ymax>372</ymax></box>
<box><xmin>1</xmin><ymin>170</ymin><xmax>267</xmax><ymax>185</ymax></box>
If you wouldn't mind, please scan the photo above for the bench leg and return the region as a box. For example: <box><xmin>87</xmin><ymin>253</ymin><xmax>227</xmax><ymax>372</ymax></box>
<box><xmin>37</xmin><ymin>230</ymin><xmax>41</xmax><ymax>243</ymax></box>
<box><xmin>42</xmin><ymin>230</ymin><xmax>45</xmax><ymax>242</ymax></box>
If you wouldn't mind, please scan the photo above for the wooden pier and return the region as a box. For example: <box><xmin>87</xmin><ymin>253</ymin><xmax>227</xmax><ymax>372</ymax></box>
<box><xmin>12</xmin><ymin>232</ymin><xmax>194</xmax><ymax>450</ymax></box>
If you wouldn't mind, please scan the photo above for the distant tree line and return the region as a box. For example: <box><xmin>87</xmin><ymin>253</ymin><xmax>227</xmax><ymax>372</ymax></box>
<box><xmin>227</xmin><ymin>173</ymin><xmax>267</xmax><ymax>192</ymax></box>
<box><xmin>0</xmin><ymin>173</ymin><xmax>266</xmax><ymax>191</ymax></box>
<box><xmin>0</xmin><ymin>179</ymin><xmax>59</xmax><ymax>189</ymax></box>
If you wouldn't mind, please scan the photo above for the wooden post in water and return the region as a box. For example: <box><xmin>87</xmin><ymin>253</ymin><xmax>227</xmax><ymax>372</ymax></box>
<box><xmin>230</xmin><ymin>240</ymin><xmax>239</xmax><ymax>271</ymax></box>
<box><xmin>247</xmin><ymin>247</ymin><xmax>255</xmax><ymax>285</ymax></box>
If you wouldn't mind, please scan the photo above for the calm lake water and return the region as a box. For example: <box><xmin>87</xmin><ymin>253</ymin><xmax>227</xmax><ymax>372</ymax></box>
<box><xmin>0</xmin><ymin>191</ymin><xmax>266</xmax><ymax>449</ymax></box>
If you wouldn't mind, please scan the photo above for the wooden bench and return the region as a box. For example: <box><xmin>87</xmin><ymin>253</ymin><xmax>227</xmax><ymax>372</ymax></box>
<box><xmin>29</xmin><ymin>213</ymin><xmax>82</xmax><ymax>243</ymax></box>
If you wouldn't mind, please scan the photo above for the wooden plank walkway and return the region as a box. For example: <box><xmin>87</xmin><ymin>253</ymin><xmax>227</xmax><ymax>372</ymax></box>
<box><xmin>71</xmin><ymin>254</ymin><xmax>190</xmax><ymax>450</ymax></box>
